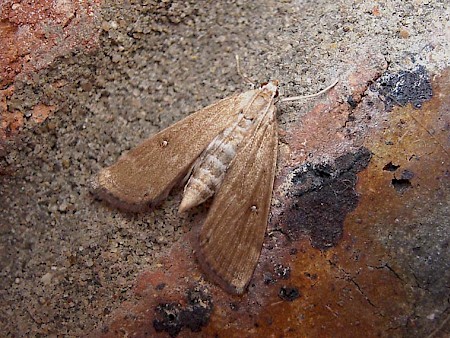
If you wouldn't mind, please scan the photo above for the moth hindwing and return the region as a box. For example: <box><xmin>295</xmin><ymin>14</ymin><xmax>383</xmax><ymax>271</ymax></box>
<box><xmin>94</xmin><ymin>82</ymin><xmax>279</xmax><ymax>294</ymax></box>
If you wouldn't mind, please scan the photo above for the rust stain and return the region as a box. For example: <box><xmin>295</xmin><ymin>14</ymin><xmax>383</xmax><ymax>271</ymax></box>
<box><xmin>1</xmin><ymin>85</ymin><xmax>22</xmax><ymax>143</ymax></box>
<box><xmin>31</xmin><ymin>103</ymin><xmax>56</xmax><ymax>124</ymax></box>
<box><xmin>282</xmin><ymin>55</ymin><xmax>387</xmax><ymax>167</ymax></box>
<box><xmin>372</xmin><ymin>6</ymin><xmax>381</xmax><ymax>17</ymax></box>
<box><xmin>0</xmin><ymin>85</ymin><xmax>14</xmax><ymax>112</ymax></box>
<box><xmin>0</xmin><ymin>85</ymin><xmax>55</xmax><ymax>147</ymax></box>
<box><xmin>1</xmin><ymin>110</ymin><xmax>23</xmax><ymax>140</ymax></box>
<box><xmin>0</xmin><ymin>0</ymin><xmax>102</xmax><ymax>145</ymax></box>
<box><xmin>243</xmin><ymin>68</ymin><xmax>449</xmax><ymax>337</ymax></box>
<box><xmin>0</xmin><ymin>19</ymin><xmax>20</xmax><ymax>88</ymax></box>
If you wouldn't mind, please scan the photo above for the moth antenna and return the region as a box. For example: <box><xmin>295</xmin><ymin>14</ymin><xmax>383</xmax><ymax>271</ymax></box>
<box><xmin>280</xmin><ymin>79</ymin><xmax>339</xmax><ymax>102</ymax></box>
<box><xmin>235</xmin><ymin>55</ymin><xmax>256</xmax><ymax>88</ymax></box>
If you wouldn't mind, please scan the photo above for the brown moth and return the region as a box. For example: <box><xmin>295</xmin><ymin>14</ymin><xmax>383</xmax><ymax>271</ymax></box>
<box><xmin>93</xmin><ymin>79</ymin><xmax>337</xmax><ymax>294</ymax></box>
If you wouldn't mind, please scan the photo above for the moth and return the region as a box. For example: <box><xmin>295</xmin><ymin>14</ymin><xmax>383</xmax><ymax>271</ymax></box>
<box><xmin>93</xmin><ymin>76</ymin><xmax>337</xmax><ymax>294</ymax></box>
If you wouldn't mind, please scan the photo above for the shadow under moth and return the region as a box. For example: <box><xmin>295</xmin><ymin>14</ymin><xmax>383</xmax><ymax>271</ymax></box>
<box><xmin>92</xmin><ymin>78</ymin><xmax>337</xmax><ymax>294</ymax></box>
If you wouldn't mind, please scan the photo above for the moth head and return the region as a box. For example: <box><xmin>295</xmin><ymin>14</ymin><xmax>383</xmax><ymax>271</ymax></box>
<box><xmin>259</xmin><ymin>80</ymin><xmax>279</xmax><ymax>98</ymax></box>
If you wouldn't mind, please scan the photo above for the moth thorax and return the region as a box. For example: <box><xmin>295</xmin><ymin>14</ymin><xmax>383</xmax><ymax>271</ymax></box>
<box><xmin>178</xmin><ymin>117</ymin><xmax>252</xmax><ymax>213</ymax></box>
<box><xmin>260</xmin><ymin>80</ymin><xmax>279</xmax><ymax>96</ymax></box>
<box><xmin>262</xmin><ymin>81</ymin><xmax>277</xmax><ymax>91</ymax></box>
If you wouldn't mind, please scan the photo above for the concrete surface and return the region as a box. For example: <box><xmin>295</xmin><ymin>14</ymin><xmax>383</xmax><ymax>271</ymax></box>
<box><xmin>1</xmin><ymin>0</ymin><xmax>449</xmax><ymax>337</ymax></box>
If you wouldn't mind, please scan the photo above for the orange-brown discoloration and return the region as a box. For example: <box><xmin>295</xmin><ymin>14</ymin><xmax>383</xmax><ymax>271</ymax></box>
<box><xmin>32</xmin><ymin>103</ymin><xmax>56</xmax><ymax>123</ymax></box>
<box><xmin>0</xmin><ymin>20</ymin><xmax>20</xmax><ymax>88</ymax></box>
<box><xmin>1</xmin><ymin>110</ymin><xmax>23</xmax><ymax>139</ymax></box>
<box><xmin>0</xmin><ymin>0</ymin><xmax>100</xmax><ymax>88</ymax></box>
<box><xmin>0</xmin><ymin>0</ymin><xmax>101</xmax><ymax>145</ymax></box>
<box><xmin>282</xmin><ymin>56</ymin><xmax>387</xmax><ymax>168</ymax></box>
<box><xmin>0</xmin><ymin>85</ymin><xmax>15</xmax><ymax>115</ymax></box>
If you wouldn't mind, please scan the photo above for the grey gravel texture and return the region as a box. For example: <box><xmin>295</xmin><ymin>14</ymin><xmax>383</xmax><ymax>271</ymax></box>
<box><xmin>1</xmin><ymin>0</ymin><xmax>449</xmax><ymax>336</ymax></box>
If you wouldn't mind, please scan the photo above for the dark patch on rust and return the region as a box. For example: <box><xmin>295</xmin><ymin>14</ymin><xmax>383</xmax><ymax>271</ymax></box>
<box><xmin>153</xmin><ymin>287</ymin><xmax>213</xmax><ymax>337</ymax></box>
<box><xmin>263</xmin><ymin>264</ymin><xmax>291</xmax><ymax>287</ymax></box>
<box><xmin>285</xmin><ymin>147</ymin><xmax>372</xmax><ymax>249</ymax></box>
<box><xmin>347</xmin><ymin>95</ymin><xmax>358</xmax><ymax>109</ymax></box>
<box><xmin>374</xmin><ymin>65</ymin><xmax>433</xmax><ymax>111</ymax></box>
<box><xmin>155</xmin><ymin>282</ymin><xmax>166</xmax><ymax>290</ymax></box>
<box><xmin>279</xmin><ymin>286</ymin><xmax>301</xmax><ymax>301</ymax></box>
<box><xmin>304</xmin><ymin>272</ymin><xmax>318</xmax><ymax>280</ymax></box>
<box><xmin>383</xmin><ymin>161</ymin><xmax>400</xmax><ymax>172</ymax></box>
<box><xmin>399</xmin><ymin>169</ymin><xmax>414</xmax><ymax>180</ymax></box>
<box><xmin>274</xmin><ymin>264</ymin><xmax>291</xmax><ymax>280</ymax></box>
<box><xmin>391</xmin><ymin>169</ymin><xmax>414</xmax><ymax>193</ymax></box>
<box><xmin>263</xmin><ymin>272</ymin><xmax>276</xmax><ymax>285</ymax></box>
<box><xmin>229</xmin><ymin>302</ymin><xmax>239</xmax><ymax>311</ymax></box>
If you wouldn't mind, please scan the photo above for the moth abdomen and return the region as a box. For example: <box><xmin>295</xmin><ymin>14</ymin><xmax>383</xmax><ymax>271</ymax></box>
<box><xmin>178</xmin><ymin>115</ymin><xmax>254</xmax><ymax>213</ymax></box>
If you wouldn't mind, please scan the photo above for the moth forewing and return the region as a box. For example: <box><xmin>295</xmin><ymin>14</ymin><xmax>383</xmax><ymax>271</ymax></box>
<box><xmin>93</xmin><ymin>91</ymin><xmax>259</xmax><ymax>211</ymax></box>
<box><xmin>196</xmin><ymin>98</ymin><xmax>278</xmax><ymax>294</ymax></box>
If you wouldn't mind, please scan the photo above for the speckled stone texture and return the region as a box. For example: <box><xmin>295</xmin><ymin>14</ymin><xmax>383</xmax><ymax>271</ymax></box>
<box><xmin>1</xmin><ymin>1</ymin><xmax>449</xmax><ymax>337</ymax></box>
